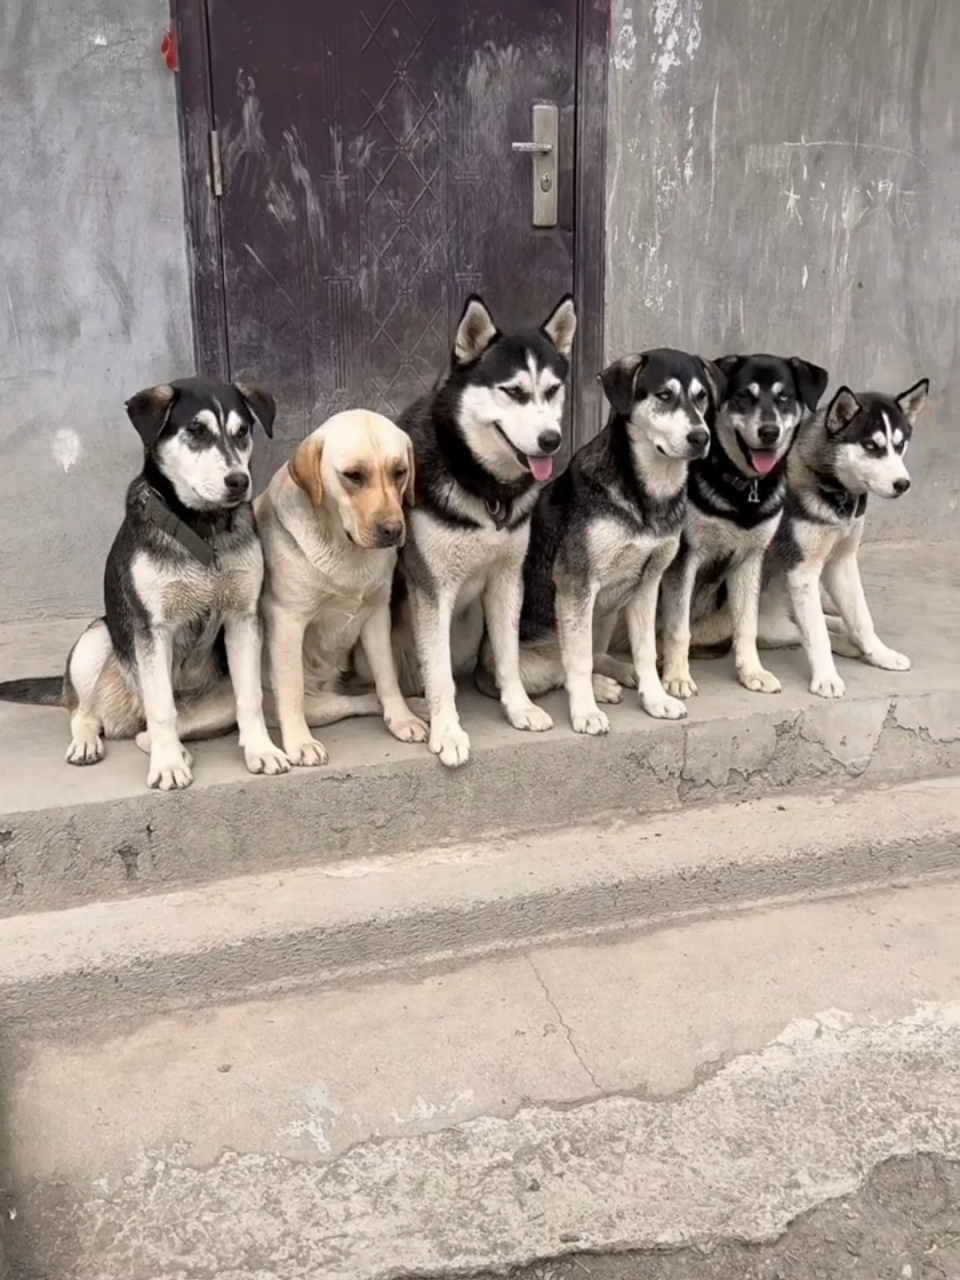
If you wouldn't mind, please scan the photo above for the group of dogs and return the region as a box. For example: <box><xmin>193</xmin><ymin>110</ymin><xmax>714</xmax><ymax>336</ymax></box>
<box><xmin>0</xmin><ymin>295</ymin><xmax>928</xmax><ymax>789</ymax></box>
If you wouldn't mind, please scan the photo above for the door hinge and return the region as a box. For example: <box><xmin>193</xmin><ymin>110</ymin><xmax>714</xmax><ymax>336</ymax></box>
<box><xmin>209</xmin><ymin>130</ymin><xmax>223</xmax><ymax>198</ymax></box>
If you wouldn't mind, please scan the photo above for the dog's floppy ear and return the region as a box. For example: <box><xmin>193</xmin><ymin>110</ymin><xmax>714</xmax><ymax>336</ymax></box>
<box><xmin>825</xmin><ymin>386</ymin><xmax>862</xmax><ymax>435</ymax></box>
<box><xmin>234</xmin><ymin>380</ymin><xmax>276</xmax><ymax>437</ymax></box>
<box><xmin>714</xmin><ymin>354</ymin><xmax>744</xmax><ymax>383</ymax></box>
<box><xmin>289</xmin><ymin>434</ymin><xmax>324</xmax><ymax>505</ymax></box>
<box><xmin>896</xmin><ymin>377</ymin><xmax>929</xmax><ymax>425</ymax></box>
<box><xmin>401</xmin><ymin>432</ymin><xmax>416</xmax><ymax>507</ymax></box>
<box><xmin>453</xmin><ymin>295</ymin><xmax>499</xmax><ymax>366</ymax></box>
<box><xmin>789</xmin><ymin>358</ymin><xmax>830</xmax><ymax>413</ymax></box>
<box><xmin>598</xmin><ymin>354</ymin><xmax>646</xmax><ymax>416</ymax></box>
<box><xmin>698</xmin><ymin>358</ymin><xmax>726</xmax><ymax>407</ymax></box>
<box><xmin>541</xmin><ymin>293</ymin><xmax>577</xmax><ymax>358</ymax></box>
<box><xmin>125</xmin><ymin>384</ymin><xmax>176</xmax><ymax>448</ymax></box>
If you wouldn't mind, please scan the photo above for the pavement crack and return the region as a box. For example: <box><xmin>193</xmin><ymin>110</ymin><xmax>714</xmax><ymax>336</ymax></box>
<box><xmin>527</xmin><ymin>955</ymin><xmax>603</xmax><ymax>1093</ymax></box>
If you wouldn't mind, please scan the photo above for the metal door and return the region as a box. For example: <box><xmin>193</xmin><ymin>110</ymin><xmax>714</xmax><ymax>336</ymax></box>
<box><xmin>178</xmin><ymin>0</ymin><xmax>608</xmax><ymax>477</ymax></box>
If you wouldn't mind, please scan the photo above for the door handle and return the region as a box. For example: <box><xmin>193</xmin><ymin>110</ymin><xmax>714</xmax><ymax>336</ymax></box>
<box><xmin>511</xmin><ymin>103</ymin><xmax>558</xmax><ymax>228</ymax></box>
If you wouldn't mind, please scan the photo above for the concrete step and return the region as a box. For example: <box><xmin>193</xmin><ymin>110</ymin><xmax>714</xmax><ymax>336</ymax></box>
<box><xmin>2</xmin><ymin>775</ymin><xmax>959</xmax><ymax>1031</ymax></box>
<box><xmin>3</xmin><ymin>877</ymin><xmax>959</xmax><ymax>1279</ymax></box>
<box><xmin>1</xmin><ymin>541</ymin><xmax>958</xmax><ymax>918</ymax></box>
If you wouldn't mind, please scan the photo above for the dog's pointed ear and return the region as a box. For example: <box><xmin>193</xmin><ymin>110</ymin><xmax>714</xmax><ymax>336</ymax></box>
<box><xmin>714</xmin><ymin>355</ymin><xmax>744</xmax><ymax>383</ymax></box>
<box><xmin>598</xmin><ymin>354</ymin><xmax>646</xmax><ymax>416</ymax></box>
<box><xmin>542</xmin><ymin>294</ymin><xmax>577</xmax><ymax>358</ymax></box>
<box><xmin>402</xmin><ymin>432</ymin><xmax>416</xmax><ymax>507</ymax></box>
<box><xmin>896</xmin><ymin>377</ymin><xmax>929</xmax><ymax>425</ymax></box>
<box><xmin>234</xmin><ymin>380</ymin><xmax>276</xmax><ymax>437</ymax></box>
<box><xmin>825</xmin><ymin>386</ymin><xmax>862</xmax><ymax>435</ymax></box>
<box><xmin>789</xmin><ymin>358</ymin><xmax>830</xmax><ymax>413</ymax></box>
<box><xmin>453</xmin><ymin>295</ymin><xmax>499</xmax><ymax>366</ymax></box>
<box><xmin>125</xmin><ymin>384</ymin><xmax>176</xmax><ymax>448</ymax></box>
<box><xmin>698</xmin><ymin>358</ymin><xmax>726</xmax><ymax>407</ymax></box>
<box><xmin>289</xmin><ymin>434</ymin><xmax>324</xmax><ymax>505</ymax></box>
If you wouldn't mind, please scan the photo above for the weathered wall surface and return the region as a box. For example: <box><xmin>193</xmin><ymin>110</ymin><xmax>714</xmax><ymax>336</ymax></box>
<box><xmin>606</xmin><ymin>0</ymin><xmax>960</xmax><ymax>540</ymax></box>
<box><xmin>0</xmin><ymin>0</ymin><xmax>193</xmax><ymax>621</ymax></box>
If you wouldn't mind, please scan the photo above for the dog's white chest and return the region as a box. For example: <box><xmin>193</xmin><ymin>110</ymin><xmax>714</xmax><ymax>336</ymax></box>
<box><xmin>587</xmin><ymin>522</ymin><xmax>672</xmax><ymax>617</ymax></box>
<box><xmin>411</xmin><ymin>510</ymin><xmax>527</xmax><ymax>609</ymax></box>
<box><xmin>132</xmin><ymin>545</ymin><xmax>263</xmax><ymax>626</ymax></box>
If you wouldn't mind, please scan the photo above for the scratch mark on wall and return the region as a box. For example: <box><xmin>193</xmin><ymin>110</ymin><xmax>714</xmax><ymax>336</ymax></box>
<box><xmin>613</xmin><ymin>8</ymin><xmax>636</xmax><ymax>72</ymax></box>
<box><xmin>779</xmin><ymin>135</ymin><xmax>929</xmax><ymax>171</ymax></box>
<box><xmin>243</xmin><ymin>243</ymin><xmax>299</xmax><ymax>314</ymax></box>
<box><xmin>651</xmin><ymin>0</ymin><xmax>702</xmax><ymax>95</ymax></box>
<box><xmin>5</xmin><ymin>281</ymin><xmax>20</xmax><ymax>352</ymax></box>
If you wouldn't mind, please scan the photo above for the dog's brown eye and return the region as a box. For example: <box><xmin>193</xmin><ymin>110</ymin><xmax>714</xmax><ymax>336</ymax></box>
<box><xmin>656</xmin><ymin>390</ymin><xmax>673</xmax><ymax>403</ymax></box>
<box><xmin>186</xmin><ymin>421</ymin><xmax>206</xmax><ymax>440</ymax></box>
<box><xmin>544</xmin><ymin>383</ymin><xmax>561</xmax><ymax>401</ymax></box>
<box><xmin>342</xmin><ymin>469</ymin><xmax>365</xmax><ymax>486</ymax></box>
<box><xmin>395</xmin><ymin>468</ymin><xmax>408</xmax><ymax>484</ymax></box>
<box><xmin>501</xmin><ymin>385</ymin><xmax>528</xmax><ymax>403</ymax></box>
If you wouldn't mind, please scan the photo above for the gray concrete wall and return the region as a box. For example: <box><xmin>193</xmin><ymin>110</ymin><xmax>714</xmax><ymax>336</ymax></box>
<box><xmin>606</xmin><ymin>0</ymin><xmax>960</xmax><ymax>540</ymax></box>
<box><xmin>0</xmin><ymin>0</ymin><xmax>193</xmax><ymax>622</ymax></box>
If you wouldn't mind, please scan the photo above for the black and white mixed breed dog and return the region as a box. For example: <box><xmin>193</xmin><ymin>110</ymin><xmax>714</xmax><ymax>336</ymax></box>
<box><xmin>749</xmin><ymin>377</ymin><xmax>929</xmax><ymax>698</ymax></box>
<box><xmin>391</xmin><ymin>293</ymin><xmax>578</xmax><ymax>767</ymax></box>
<box><xmin>658</xmin><ymin>352</ymin><xmax>829</xmax><ymax>699</ymax></box>
<box><xmin>0</xmin><ymin>376</ymin><xmax>289</xmax><ymax>789</ymax></box>
<box><xmin>477</xmin><ymin>348</ymin><xmax>721</xmax><ymax>733</ymax></box>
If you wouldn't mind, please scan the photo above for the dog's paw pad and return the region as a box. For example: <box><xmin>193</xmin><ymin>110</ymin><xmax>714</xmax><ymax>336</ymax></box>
<box><xmin>65</xmin><ymin>736</ymin><xmax>104</xmax><ymax>766</ymax></box>
<box><xmin>643</xmin><ymin>694</ymin><xmax>687</xmax><ymax>721</ymax></box>
<box><xmin>245</xmin><ymin>745</ymin><xmax>291</xmax><ymax>776</ymax></box>
<box><xmin>289</xmin><ymin>740</ymin><xmax>329</xmax><ymax>767</ymax></box>
<box><xmin>593</xmin><ymin>674</ymin><xmax>624</xmax><ymax>704</ymax></box>
<box><xmin>508</xmin><ymin>703</ymin><xmax>554</xmax><ymax>733</ymax></box>
<box><xmin>572</xmin><ymin>708</ymin><xmax>610</xmax><ymax>736</ymax></box>
<box><xmin>869</xmin><ymin>646</ymin><xmax>911</xmax><ymax>672</ymax></box>
<box><xmin>810</xmin><ymin>673</ymin><xmax>845</xmax><ymax>699</ymax></box>
<box><xmin>740</xmin><ymin>668</ymin><xmax>782</xmax><ymax>695</ymax></box>
<box><xmin>430</xmin><ymin>725</ymin><xmax>471</xmax><ymax>768</ymax></box>
<box><xmin>387</xmin><ymin>714</ymin><xmax>430</xmax><ymax>744</ymax></box>
<box><xmin>662</xmin><ymin>673</ymin><xmax>697</xmax><ymax>699</ymax></box>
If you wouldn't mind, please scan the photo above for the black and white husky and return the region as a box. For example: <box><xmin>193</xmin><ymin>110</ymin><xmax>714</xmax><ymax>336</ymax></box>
<box><xmin>392</xmin><ymin>294</ymin><xmax>578</xmax><ymax>767</ymax></box>
<box><xmin>659</xmin><ymin>353</ymin><xmax>828</xmax><ymax>699</ymax></box>
<box><xmin>0</xmin><ymin>377</ymin><xmax>289</xmax><ymax>789</ymax></box>
<box><xmin>691</xmin><ymin>378</ymin><xmax>929</xmax><ymax>698</ymax></box>
<box><xmin>478</xmin><ymin>348</ymin><xmax>721</xmax><ymax>734</ymax></box>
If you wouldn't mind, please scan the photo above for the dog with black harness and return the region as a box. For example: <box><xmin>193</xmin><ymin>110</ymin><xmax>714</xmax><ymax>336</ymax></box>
<box><xmin>0</xmin><ymin>376</ymin><xmax>289</xmax><ymax>790</ymax></box>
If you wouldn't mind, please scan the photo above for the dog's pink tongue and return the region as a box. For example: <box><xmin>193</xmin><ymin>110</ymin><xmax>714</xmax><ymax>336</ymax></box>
<box><xmin>529</xmin><ymin>455</ymin><xmax>554</xmax><ymax>482</ymax></box>
<box><xmin>751</xmin><ymin>450</ymin><xmax>779</xmax><ymax>476</ymax></box>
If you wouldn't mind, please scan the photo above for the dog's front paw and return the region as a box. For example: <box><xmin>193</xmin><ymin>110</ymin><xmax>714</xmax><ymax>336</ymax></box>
<box><xmin>642</xmin><ymin>692</ymin><xmax>687</xmax><ymax>720</ymax></box>
<box><xmin>593</xmin><ymin>674</ymin><xmax>624</xmax><ymax>705</ymax></box>
<box><xmin>506</xmin><ymin>701</ymin><xmax>554</xmax><ymax>733</ymax></box>
<box><xmin>662</xmin><ymin>670</ymin><xmax>697</xmax><ymax>699</ymax></box>
<box><xmin>147</xmin><ymin>745</ymin><xmax>194</xmax><ymax>791</ymax></box>
<box><xmin>287</xmin><ymin>738</ymin><xmax>329</xmax><ymax>767</ymax></box>
<box><xmin>429</xmin><ymin>722</ymin><xmax>471</xmax><ymax>768</ymax></box>
<box><xmin>571</xmin><ymin>707</ymin><xmax>610</xmax><ymax>736</ymax></box>
<box><xmin>66</xmin><ymin>732</ymin><xmax>104</xmax><ymax>766</ymax></box>
<box><xmin>385</xmin><ymin>710</ymin><xmax>430</xmax><ymax>744</ymax></box>
<box><xmin>866</xmin><ymin>644</ymin><xmax>911</xmax><ymax>672</ymax></box>
<box><xmin>738</xmin><ymin>666</ymin><xmax>782</xmax><ymax>695</ymax></box>
<box><xmin>244</xmin><ymin>742</ymin><xmax>291</xmax><ymax>775</ymax></box>
<box><xmin>810</xmin><ymin>671</ymin><xmax>846</xmax><ymax>699</ymax></box>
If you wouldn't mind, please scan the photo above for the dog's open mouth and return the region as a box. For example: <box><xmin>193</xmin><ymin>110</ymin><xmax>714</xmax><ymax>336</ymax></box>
<box><xmin>493</xmin><ymin>424</ymin><xmax>556</xmax><ymax>482</ymax></box>
<box><xmin>736</xmin><ymin>432</ymin><xmax>780</xmax><ymax>477</ymax></box>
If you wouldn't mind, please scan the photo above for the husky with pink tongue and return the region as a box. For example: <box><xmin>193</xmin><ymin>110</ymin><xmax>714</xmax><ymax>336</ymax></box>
<box><xmin>384</xmin><ymin>293</ymin><xmax>577</xmax><ymax>769</ymax></box>
<box><xmin>658</xmin><ymin>352</ymin><xmax>829</xmax><ymax>701</ymax></box>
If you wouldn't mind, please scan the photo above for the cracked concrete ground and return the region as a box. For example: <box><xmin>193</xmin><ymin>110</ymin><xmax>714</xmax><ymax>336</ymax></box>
<box><xmin>452</xmin><ymin>1155</ymin><xmax>960</xmax><ymax>1280</ymax></box>
<box><xmin>3</xmin><ymin>880</ymin><xmax>960</xmax><ymax>1277</ymax></box>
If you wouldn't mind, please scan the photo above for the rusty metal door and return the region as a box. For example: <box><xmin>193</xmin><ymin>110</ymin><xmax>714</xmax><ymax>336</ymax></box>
<box><xmin>180</xmin><ymin>0</ymin><xmax>604</xmax><ymax>478</ymax></box>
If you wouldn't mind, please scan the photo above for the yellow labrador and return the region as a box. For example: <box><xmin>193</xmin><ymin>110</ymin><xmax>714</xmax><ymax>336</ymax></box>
<box><xmin>256</xmin><ymin>409</ymin><xmax>427</xmax><ymax>765</ymax></box>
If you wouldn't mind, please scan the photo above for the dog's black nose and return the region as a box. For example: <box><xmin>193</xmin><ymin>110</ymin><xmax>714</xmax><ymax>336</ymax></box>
<box><xmin>224</xmin><ymin>471</ymin><xmax>250</xmax><ymax>498</ymax></box>
<box><xmin>377</xmin><ymin>520</ymin><xmax>404</xmax><ymax>546</ymax></box>
<box><xmin>893</xmin><ymin>477</ymin><xmax>911</xmax><ymax>495</ymax></box>
<box><xmin>687</xmin><ymin>428</ymin><xmax>710</xmax><ymax>453</ymax></box>
<box><xmin>758</xmin><ymin>423</ymin><xmax>780</xmax><ymax>446</ymax></box>
<box><xmin>537</xmin><ymin>428</ymin><xmax>562</xmax><ymax>454</ymax></box>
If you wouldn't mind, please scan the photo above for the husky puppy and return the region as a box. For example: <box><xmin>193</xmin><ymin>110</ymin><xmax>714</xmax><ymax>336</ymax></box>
<box><xmin>0</xmin><ymin>377</ymin><xmax>289</xmax><ymax>789</ymax></box>
<box><xmin>392</xmin><ymin>294</ymin><xmax>577</xmax><ymax>767</ymax></box>
<box><xmin>478</xmin><ymin>349</ymin><xmax>720</xmax><ymax>734</ymax></box>
<box><xmin>659</xmin><ymin>353</ymin><xmax>828</xmax><ymax>698</ymax></box>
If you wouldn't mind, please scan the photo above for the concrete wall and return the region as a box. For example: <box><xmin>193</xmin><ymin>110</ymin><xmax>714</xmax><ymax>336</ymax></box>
<box><xmin>606</xmin><ymin>0</ymin><xmax>960</xmax><ymax>540</ymax></box>
<box><xmin>0</xmin><ymin>0</ymin><xmax>193</xmax><ymax>621</ymax></box>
